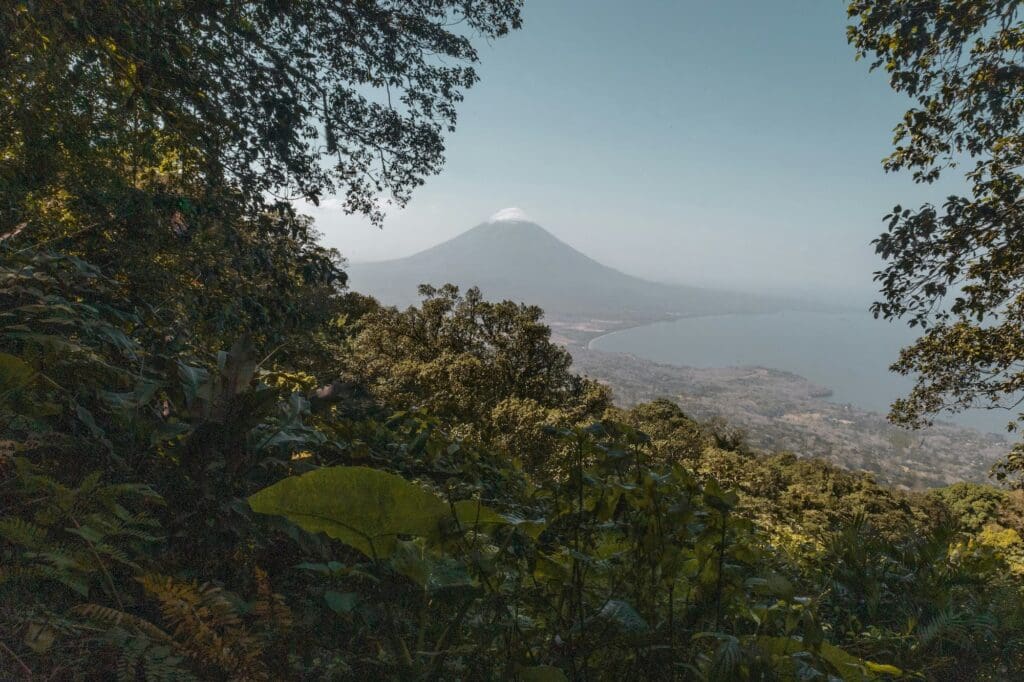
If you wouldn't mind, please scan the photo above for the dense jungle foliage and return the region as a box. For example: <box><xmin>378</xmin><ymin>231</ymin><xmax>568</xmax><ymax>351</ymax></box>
<box><xmin>3</xmin><ymin>1</ymin><xmax>1024</xmax><ymax>680</ymax></box>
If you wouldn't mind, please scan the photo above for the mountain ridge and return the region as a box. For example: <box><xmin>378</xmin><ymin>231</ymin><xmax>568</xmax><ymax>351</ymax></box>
<box><xmin>347</xmin><ymin>214</ymin><xmax>835</xmax><ymax>321</ymax></box>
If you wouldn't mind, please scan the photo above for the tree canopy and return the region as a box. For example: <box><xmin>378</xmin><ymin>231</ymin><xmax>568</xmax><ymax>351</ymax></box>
<box><xmin>343</xmin><ymin>284</ymin><xmax>610</xmax><ymax>473</ymax></box>
<box><xmin>2</xmin><ymin>0</ymin><xmax>523</xmax><ymax>358</ymax></box>
<box><xmin>2</xmin><ymin>0</ymin><xmax>522</xmax><ymax>224</ymax></box>
<box><xmin>847</xmin><ymin>1</ymin><xmax>1024</xmax><ymax>482</ymax></box>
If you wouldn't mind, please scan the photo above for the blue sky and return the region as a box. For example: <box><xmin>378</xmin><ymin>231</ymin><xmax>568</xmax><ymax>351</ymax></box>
<box><xmin>304</xmin><ymin>0</ymin><xmax>958</xmax><ymax>303</ymax></box>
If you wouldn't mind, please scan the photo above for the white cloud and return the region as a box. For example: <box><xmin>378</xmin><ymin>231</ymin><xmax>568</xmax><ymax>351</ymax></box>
<box><xmin>487</xmin><ymin>207</ymin><xmax>532</xmax><ymax>223</ymax></box>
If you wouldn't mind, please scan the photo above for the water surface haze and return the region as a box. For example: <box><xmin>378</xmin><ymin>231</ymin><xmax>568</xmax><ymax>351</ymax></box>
<box><xmin>589</xmin><ymin>310</ymin><xmax>1010</xmax><ymax>435</ymax></box>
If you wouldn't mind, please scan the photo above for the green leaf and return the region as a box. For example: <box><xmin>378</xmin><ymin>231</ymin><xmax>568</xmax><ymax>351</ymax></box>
<box><xmin>296</xmin><ymin>561</ymin><xmax>345</xmax><ymax>575</ymax></box>
<box><xmin>452</xmin><ymin>496</ymin><xmax>544</xmax><ymax>532</ymax></box>
<box><xmin>766</xmin><ymin>572</ymin><xmax>795</xmax><ymax>601</ymax></box>
<box><xmin>177</xmin><ymin>362</ymin><xmax>209</xmax><ymax>406</ymax></box>
<box><xmin>150</xmin><ymin>421</ymin><xmax>191</xmax><ymax>445</ymax></box>
<box><xmin>818</xmin><ymin>641</ymin><xmax>900</xmax><ymax>681</ymax></box>
<box><xmin>0</xmin><ymin>352</ymin><xmax>34</xmax><ymax>393</ymax></box>
<box><xmin>593</xmin><ymin>599</ymin><xmax>648</xmax><ymax>634</ymax></box>
<box><xmin>74</xmin><ymin>402</ymin><xmax>112</xmax><ymax>452</ymax></box>
<box><xmin>452</xmin><ymin>498</ymin><xmax>510</xmax><ymax>530</ymax></box>
<box><xmin>391</xmin><ymin>539</ymin><xmax>476</xmax><ymax>592</ymax></box>
<box><xmin>533</xmin><ymin>552</ymin><xmax>570</xmax><ymax>584</ymax></box>
<box><xmin>248</xmin><ymin>466</ymin><xmax>450</xmax><ymax>558</ymax></box>
<box><xmin>514</xmin><ymin>664</ymin><xmax>569</xmax><ymax>682</ymax></box>
<box><xmin>710</xmin><ymin>636</ymin><xmax>742</xmax><ymax>679</ymax></box>
<box><xmin>0</xmin><ymin>518</ymin><xmax>47</xmax><ymax>549</ymax></box>
<box><xmin>864</xmin><ymin>661</ymin><xmax>903</xmax><ymax>676</ymax></box>
<box><xmin>324</xmin><ymin>590</ymin><xmax>358</xmax><ymax>614</ymax></box>
<box><xmin>755</xmin><ymin>635</ymin><xmax>803</xmax><ymax>657</ymax></box>
<box><xmin>24</xmin><ymin>623</ymin><xmax>55</xmax><ymax>653</ymax></box>
<box><xmin>500</xmin><ymin>512</ymin><xmax>547</xmax><ymax>538</ymax></box>
<box><xmin>67</xmin><ymin>524</ymin><xmax>104</xmax><ymax>544</ymax></box>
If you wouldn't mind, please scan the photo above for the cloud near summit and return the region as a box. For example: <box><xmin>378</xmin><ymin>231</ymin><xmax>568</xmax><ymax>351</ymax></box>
<box><xmin>488</xmin><ymin>207</ymin><xmax>533</xmax><ymax>223</ymax></box>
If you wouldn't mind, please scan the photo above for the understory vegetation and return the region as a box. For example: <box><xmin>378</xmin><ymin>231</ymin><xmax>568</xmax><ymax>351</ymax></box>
<box><xmin>4</xmin><ymin>1</ymin><xmax>1024</xmax><ymax>680</ymax></box>
<box><xmin>4</xmin><ymin>253</ymin><xmax>1024</xmax><ymax>680</ymax></box>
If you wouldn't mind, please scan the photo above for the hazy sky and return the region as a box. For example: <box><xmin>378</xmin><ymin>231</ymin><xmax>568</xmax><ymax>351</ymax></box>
<box><xmin>301</xmin><ymin>1</ymin><xmax>959</xmax><ymax>303</ymax></box>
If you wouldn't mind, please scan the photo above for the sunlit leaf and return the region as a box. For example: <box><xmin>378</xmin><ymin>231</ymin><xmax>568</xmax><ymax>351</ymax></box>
<box><xmin>248</xmin><ymin>466</ymin><xmax>450</xmax><ymax>558</ymax></box>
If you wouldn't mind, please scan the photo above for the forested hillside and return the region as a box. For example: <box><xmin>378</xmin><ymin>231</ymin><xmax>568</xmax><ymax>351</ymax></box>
<box><xmin>3</xmin><ymin>2</ymin><xmax>1024</xmax><ymax>681</ymax></box>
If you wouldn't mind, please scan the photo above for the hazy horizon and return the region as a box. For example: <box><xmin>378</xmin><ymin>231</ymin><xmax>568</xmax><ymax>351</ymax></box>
<box><xmin>299</xmin><ymin>0</ymin><xmax>963</xmax><ymax>305</ymax></box>
<box><xmin>344</xmin><ymin>207</ymin><xmax>877</xmax><ymax>309</ymax></box>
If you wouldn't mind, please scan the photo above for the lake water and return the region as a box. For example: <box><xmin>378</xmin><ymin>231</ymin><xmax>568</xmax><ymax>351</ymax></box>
<box><xmin>589</xmin><ymin>311</ymin><xmax>1010</xmax><ymax>435</ymax></box>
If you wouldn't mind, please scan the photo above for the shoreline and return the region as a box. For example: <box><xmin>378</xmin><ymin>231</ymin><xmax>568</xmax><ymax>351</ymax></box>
<box><xmin>569</xmin><ymin>343</ymin><xmax>1008</xmax><ymax>489</ymax></box>
<box><xmin>584</xmin><ymin>308</ymin><xmax>873</xmax><ymax>351</ymax></box>
<box><xmin>566</xmin><ymin>311</ymin><xmax>1009</xmax><ymax>439</ymax></box>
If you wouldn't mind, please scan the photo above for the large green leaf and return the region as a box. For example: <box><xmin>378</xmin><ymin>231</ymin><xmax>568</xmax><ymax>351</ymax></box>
<box><xmin>391</xmin><ymin>539</ymin><xmax>477</xmax><ymax>592</ymax></box>
<box><xmin>248</xmin><ymin>466</ymin><xmax>451</xmax><ymax>558</ymax></box>
<box><xmin>757</xmin><ymin>637</ymin><xmax>901</xmax><ymax>682</ymax></box>
<box><xmin>819</xmin><ymin>641</ymin><xmax>902</xmax><ymax>681</ymax></box>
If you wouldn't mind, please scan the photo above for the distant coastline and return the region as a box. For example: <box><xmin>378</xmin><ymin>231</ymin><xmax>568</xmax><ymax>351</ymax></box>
<box><xmin>580</xmin><ymin>309</ymin><xmax>1011</xmax><ymax>437</ymax></box>
<box><xmin>569</xmin><ymin>339</ymin><xmax>1007</xmax><ymax>489</ymax></box>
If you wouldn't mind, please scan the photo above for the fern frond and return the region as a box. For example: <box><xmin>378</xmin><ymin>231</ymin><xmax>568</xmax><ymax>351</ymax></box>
<box><xmin>90</xmin><ymin>542</ymin><xmax>140</xmax><ymax>571</ymax></box>
<box><xmin>249</xmin><ymin>566</ymin><xmax>293</xmax><ymax>632</ymax></box>
<box><xmin>917</xmin><ymin>607</ymin><xmax>996</xmax><ymax>651</ymax></box>
<box><xmin>137</xmin><ymin>574</ymin><xmax>269</xmax><ymax>679</ymax></box>
<box><xmin>73</xmin><ymin>603</ymin><xmax>174</xmax><ymax>644</ymax></box>
<box><xmin>0</xmin><ymin>563</ymin><xmax>65</xmax><ymax>586</ymax></box>
<box><xmin>103</xmin><ymin>623</ymin><xmax>201</xmax><ymax>682</ymax></box>
<box><xmin>0</xmin><ymin>516</ymin><xmax>48</xmax><ymax>549</ymax></box>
